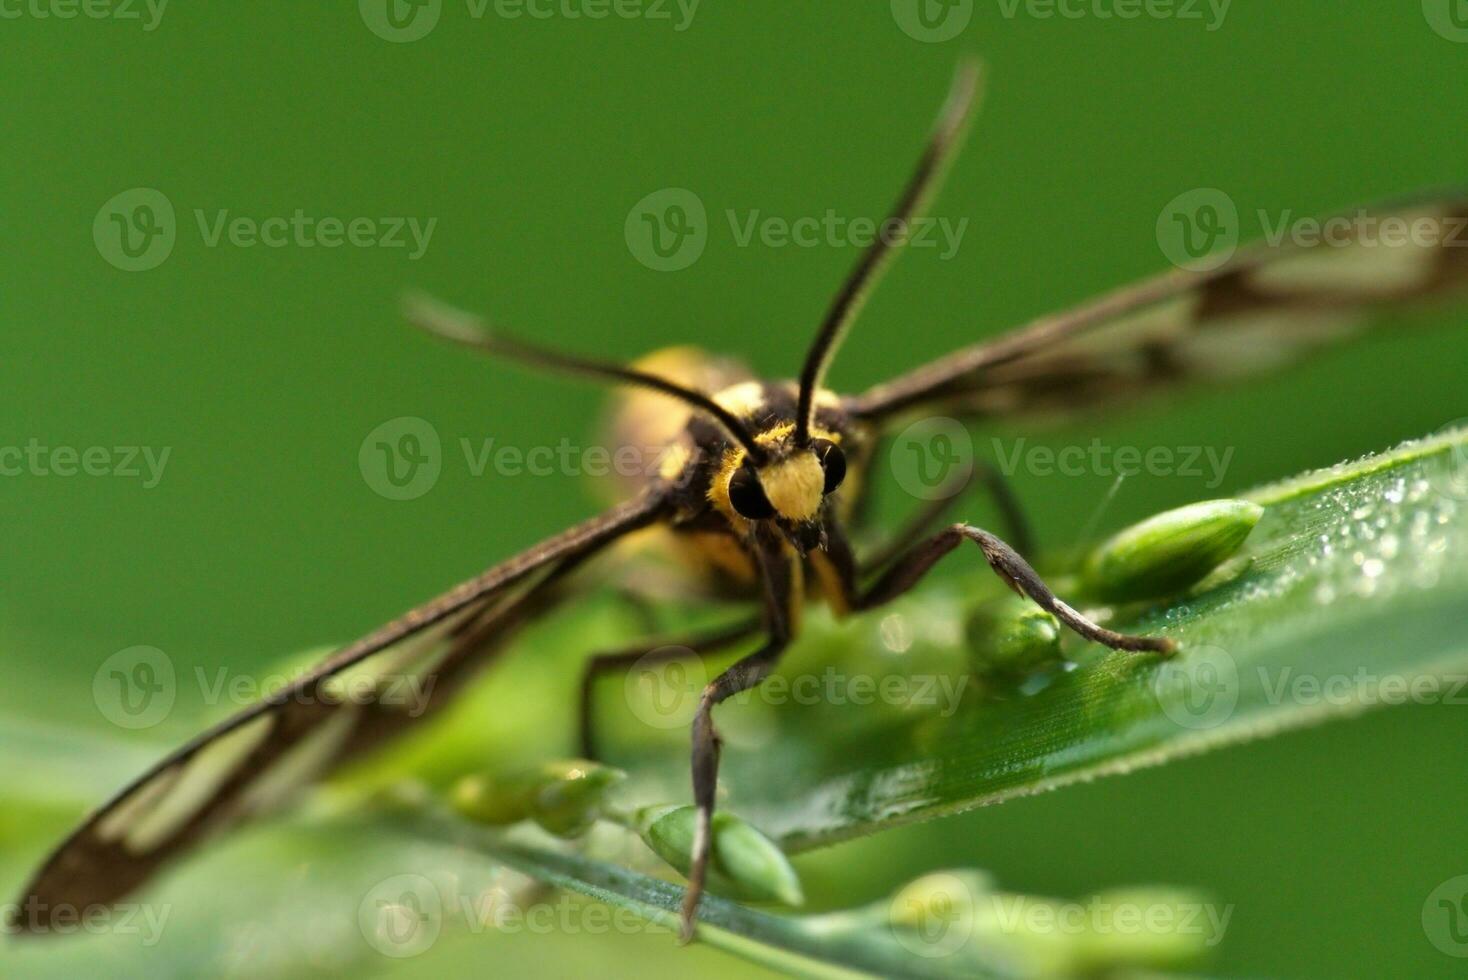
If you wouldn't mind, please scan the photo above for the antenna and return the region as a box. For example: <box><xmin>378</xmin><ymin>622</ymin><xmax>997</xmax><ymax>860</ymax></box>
<box><xmin>403</xmin><ymin>293</ymin><xmax>768</xmax><ymax>463</ymax></box>
<box><xmin>794</xmin><ymin>59</ymin><xmax>983</xmax><ymax>445</ymax></box>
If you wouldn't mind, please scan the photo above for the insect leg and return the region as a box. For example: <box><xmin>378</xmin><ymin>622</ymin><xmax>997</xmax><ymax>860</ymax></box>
<box><xmin>860</xmin><ymin>523</ymin><xmax>1173</xmax><ymax>653</ymax></box>
<box><xmin>681</xmin><ymin>632</ymin><xmax>790</xmax><ymax>942</ymax></box>
<box><xmin>679</xmin><ymin>533</ymin><xmax>796</xmax><ymax>941</ymax></box>
<box><xmin>577</xmin><ymin>619</ymin><xmax>759</xmax><ymax>761</ymax></box>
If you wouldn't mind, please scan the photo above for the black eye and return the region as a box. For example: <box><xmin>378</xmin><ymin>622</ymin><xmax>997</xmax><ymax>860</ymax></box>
<box><xmin>813</xmin><ymin>439</ymin><xmax>847</xmax><ymax>494</ymax></box>
<box><xmin>728</xmin><ymin>465</ymin><xmax>775</xmax><ymax>520</ymax></box>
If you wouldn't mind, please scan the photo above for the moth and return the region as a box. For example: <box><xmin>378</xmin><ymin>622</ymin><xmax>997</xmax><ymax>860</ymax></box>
<box><xmin>13</xmin><ymin>60</ymin><xmax>1467</xmax><ymax>942</ymax></box>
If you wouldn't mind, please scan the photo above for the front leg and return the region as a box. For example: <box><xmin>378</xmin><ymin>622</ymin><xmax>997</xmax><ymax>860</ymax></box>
<box><xmin>577</xmin><ymin>618</ymin><xmax>758</xmax><ymax>762</ymax></box>
<box><xmin>830</xmin><ymin>520</ymin><xmax>1174</xmax><ymax>654</ymax></box>
<box><xmin>859</xmin><ymin>458</ymin><xmax>1035</xmax><ymax>575</ymax></box>
<box><xmin>679</xmin><ymin>529</ymin><xmax>796</xmax><ymax>941</ymax></box>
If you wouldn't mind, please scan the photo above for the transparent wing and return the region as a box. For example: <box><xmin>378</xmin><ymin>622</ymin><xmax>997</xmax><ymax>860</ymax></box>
<box><xmin>851</xmin><ymin>191</ymin><xmax>1468</xmax><ymax>422</ymax></box>
<box><xmin>10</xmin><ymin>489</ymin><xmax>666</xmax><ymax>933</ymax></box>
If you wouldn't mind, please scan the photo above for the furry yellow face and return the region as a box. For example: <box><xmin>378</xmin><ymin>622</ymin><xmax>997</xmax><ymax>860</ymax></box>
<box><xmin>758</xmin><ymin>453</ymin><xmax>825</xmax><ymax>521</ymax></box>
<box><xmin>704</xmin><ymin>416</ymin><xmax>851</xmax><ymax>559</ymax></box>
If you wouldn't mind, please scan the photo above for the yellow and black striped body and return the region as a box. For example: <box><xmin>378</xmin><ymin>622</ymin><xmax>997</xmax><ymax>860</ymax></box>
<box><xmin>604</xmin><ymin>347</ymin><xmax>873</xmax><ymax>618</ymax></box>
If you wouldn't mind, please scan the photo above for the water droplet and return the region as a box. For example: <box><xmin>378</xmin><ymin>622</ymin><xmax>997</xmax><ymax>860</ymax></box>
<box><xmin>879</xmin><ymin>614</ymin><xmax>913</xmax><ymax>654</ymax></box>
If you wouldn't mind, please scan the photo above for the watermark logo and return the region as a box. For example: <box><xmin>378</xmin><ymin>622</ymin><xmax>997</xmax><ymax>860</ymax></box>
<box><xmin>360</xmin><ymin>417</ymin><xmax>442</xmax><ymax>500</ymax></box>
<box><xmin>1156</xmin><ymin>187</ymin><xmax>1238</xmax><ymax>272</ymax></box>
<box><xmin>359</xmin><ymin>873</ymin><xmax>443</xmax><ymax>957</ymax></box>
<box><xmin>624</xmin><ymin>646</ymin><xmax>706</xmax><ymax>730</ymax></box>
<box><xmin>625</xmin><ymin>189</ymin><xmax>968</xmax><ymax>271</ymax></box>
<box><xmin>1159</xmin><ymin>187</ymin><xmax>1468</xmax><ymax>272</ymax></box>
<box><xmin>194</xmin><ymin>662</ymin><xmax>437</xmax><ymax>717</ymax></box>
<box><xmin>93</xmin><ymin>646</ymin><xmax>176</xmax><ymax>730</ymax></box>
<box><xmin>357</xmin><ymin>874</ymin><xmax>672</xmax><ymax>950</ymax></box>
<box><xmin>891</xmin><ymin>0</ymin><xmax>973</xmax><ymax>43</ymax></box>
<box><xmin>359</xmin><ymin>0</ymin><xmax>442</xmax><ymax>42</ymax></box>
<box><xmin>1424</xmin><ymin>875</ymin><xmax>1468</xmax><ymax>957</ymax></box>
<box><xmin>1423</xmin><ymin>0</ymin><xmax>1468</xmax><ymax>42</ymax></box>
<box><xmin>94</xmin><ymin>189</ymin><xmax>436</xmax><ymax>270</ymax></box>
<box><xmin>891</xmin><ymin>417</ymin><xmax>975</xmax><ymax>501</ymax></box>
<box><xmin>889</xmin><ymin>873</ymin><xmax>975</xmax><ymax>958</ymax></box>
<box><xmin>93</xmin><ymin>647</ymin><xmax>439</xmax><ymax>731</ymax></box>
<box><xmin>94</xmin><ymin>188</ymin><xmax>176</xmax><ymax>272</ymax></box>
<box><xmin>625</xmin><ymin>187</ymin><xmax>706</xmax><ymax>271</ymax></box>
<box><xmin>1153</xmin><ymin>644</ymin><xmax>1238</xmax><ymax>730</ymax></box>
<box><xmin>991</xmin><ymin>437</ymin><xmax>1234</xmax><ymax>488</ymax></box>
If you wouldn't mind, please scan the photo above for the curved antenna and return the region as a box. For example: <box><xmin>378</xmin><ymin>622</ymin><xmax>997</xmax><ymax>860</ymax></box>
<box><xmin>403</xmin><ymin>293</ymin><xmax>768</xmax><ymax>464</ymax></box>
<box><xmin>793</xmin><ymin>59</ymin><xmax>984</xmax><ymax>446</ymax></box>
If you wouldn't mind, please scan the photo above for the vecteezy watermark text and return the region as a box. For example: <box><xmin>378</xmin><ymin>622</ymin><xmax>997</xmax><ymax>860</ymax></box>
<box><xmin>726</xmin><ymin>209</ymin><xmax>967</xmax><ymax>260</ymax></box>
<box><xmin>0</xmin><ymin>440</ymin><xmax>170</xmax><ymax>488</ymax></box>
<box><xmin>92</xmin><ymin>644</ymin><xmax>438</xmax><ymax>731</ymax></box>
<box><xmin>993</xmin><ymin>0</ymin><xmax>1230</xmax><ymax>30</ymax></box>
<box><xmin>1158</xmin><ymin>187</ymin><xmax>1468</xmax><ymax>272</ymax></box>
<box><xmin>623</xmin><ymin>187</ymin><xmax>968</xmax><ymax>271</ymax></box>
<box><xmin>93</xmin><ymin>188</ymin><xmax>436</xmax><ymax>272</ymax></box>
<box><xmin>358</xmin><ymin>0</ymin><xmax>699</xmax><ymax>43</ymax></box>
<box><xmin>889</xmin><ymin>0</ymin><xmax>1228</xmax><ymax>43</ymax></box>
<box><xmin>358</xmin><ymin>874</ymin><xmax>670</xmax><ymax>957</ymax></box>
<box><xmin>359</xmin><ymin>416</ymin><xmax>710</xmax><ymax>501</ymax></box>
<box><xmin>623</xmin><ymin>649</ymin><xmax>970</xmax><ymax>732</ymax></box>
<box><xmin>984</xmin><ymin>893</ymin><xmax>1233</xmax><ymax>944</ymax></box>
<box><xmin>3</xmin><ymin>897</ymin><xmax>171</xmax><ymax>944</ymax></box>
<box><xmin>884</xmin><ymin>418</ymin><xmax>1237</xmax><ymax>502</ymax></box>
<box><xmin>194</xmin><ymin>210</ymin><xmax>435</xmax><ymax>259</ymax></box>
<box><xmin>0</xmin><ymin>0</ymin><xmax>167</xmax><ymax>30</ymax></box>
<box><xmin>1155</xmin><ymin>644</ymin><xmax>1468</xmax><ymax>732</ymax></box>
<box><xmin>992</xmin><ymin>437</ymin><xmax>1234</xmax><ymax>489</ymax></box>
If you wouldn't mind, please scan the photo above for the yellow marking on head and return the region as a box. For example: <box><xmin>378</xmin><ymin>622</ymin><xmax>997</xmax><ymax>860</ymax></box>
<box><xmin>761</xmin><ymin>454</ymin><xmax>824</xmax><ymax>521</ymax></box>
<box><xmin>605</xmin><ymin>348</ymin><xmax>751</xmax><ymax>495</ymax></box>
<box><xmin>658</xmin><ymin>442</ymin><xmax>692</xmax><ymax>481</ymax></box>
<box><xmin>707</xmin><ymin>420</ymin><xmax>846</xmax><ymax>526</ymax></box>
<box><xmin>628</xmin><ymin>346</ymin><xmax>719</xmax><ymax>381</ymax></box>
<box><xmin>712</xmin><ymin>380</ymin><xmax>767</xmax><ymax>419</ymax></box>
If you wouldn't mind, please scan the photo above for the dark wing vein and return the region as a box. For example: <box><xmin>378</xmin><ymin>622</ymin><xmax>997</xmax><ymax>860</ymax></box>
<box><xmin>9</xmin><ymin>487</ymin><xmax>667</xmax><ymax>933</ymax></box>
<box><xmin>851</xmin><ymin>191</ymin><xmax>1468</xmax><ymax>423</ymax></box>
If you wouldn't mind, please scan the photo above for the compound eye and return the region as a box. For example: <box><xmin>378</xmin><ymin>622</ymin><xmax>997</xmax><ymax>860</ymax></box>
<box><xmin>728</xmin><ymin>465</ymin><xmax>776</xmax><ymax>520</ymax></box>
<box><xmin>812</xmin><ymin>439</ymin><xmax>847</xmax><ymax>495</ymax></box>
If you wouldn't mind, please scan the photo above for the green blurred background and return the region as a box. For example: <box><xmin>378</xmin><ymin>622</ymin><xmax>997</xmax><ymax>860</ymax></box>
<box><xmin>6</xmin><ymin>3</ymin><xmax>1468</xmax><ymax>977</ymax></box>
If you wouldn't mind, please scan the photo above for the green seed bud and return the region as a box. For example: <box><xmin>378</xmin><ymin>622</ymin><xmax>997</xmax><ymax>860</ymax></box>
<box><xmin>635</xmin><ymin>804</ymin><xmax>803</xmax><ymax>906</ymax></box>
<box><xmin>965</xmin><ymin>596</ymin><xmax>1063</xmax><ymax>679</ymax></box>
<box><xmin>1082</xmin><ymin>499</ymin><xmax>1264</xmax><ymax>603</ymax></box>
<box><xmin>529</xmin><ymin>760</ymin><xmax>626</xmax><ymax>838</ymax></box>
<box><xmin>1070</xmin><ymin>888</ymin><xmax>1217</xmax><ymax>971</ymax></box>
<box><xmin>449</xmin><ymin>771</ymin><xmax>532</xmax><ymax>826</ymax></box>
<box><xmin>450</xmin><ymin>759</ymin><xmax>625</xmax><ymax>836</ymax></box>
<box><xmin>889</xmin><ymin>870</ymin><xmax>994</xmax><ymax>928</ymax></box>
